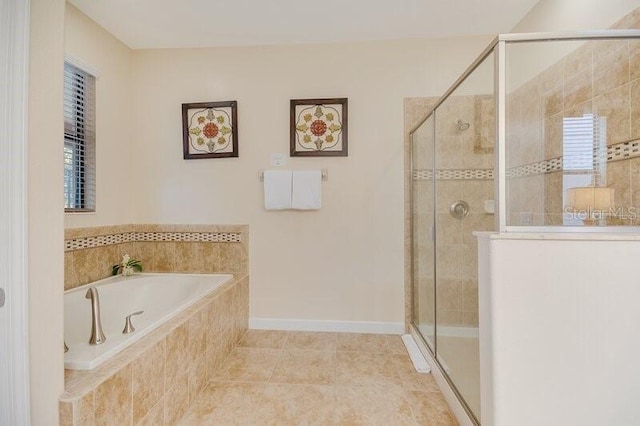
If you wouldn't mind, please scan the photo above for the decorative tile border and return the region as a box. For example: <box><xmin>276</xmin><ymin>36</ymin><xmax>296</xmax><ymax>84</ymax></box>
<box><xmin>65</xmin><ymin>231</ymin><xmax>242</xmax><ymax>252</ymax></box>
<box><xmin>413</xmin><ymin>169</ymin><xmax>493</xmax><ymax>181</ymax></box>
<box><xmin>415</xmin><ymin>139</ymin><xmax>640</xmax><ymax>181</ymax></box>
<box><xmin>607</xmin><ymin>139</ymin><xmax>640</xmax><ymax>161</ymax></box>
<box><xmin>508</xmin><ymin>139</ymin><xmax>640</xmax><ymax>178</ymax></box>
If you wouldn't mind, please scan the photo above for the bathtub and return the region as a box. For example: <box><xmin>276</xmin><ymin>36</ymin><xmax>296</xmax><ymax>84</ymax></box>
<box><xmin>64</xmin><ymin>273</ymin><xmax>232</xmax><ymax>370</ymax></box>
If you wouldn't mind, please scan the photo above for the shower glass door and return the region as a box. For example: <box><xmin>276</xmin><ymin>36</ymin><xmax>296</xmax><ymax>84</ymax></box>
<box><xmin>434</xmin><ymin>52</ymin><xmax>494</xmax><ymax>422</ymax></box>
<box><xmin>411</xmin><ymin>115</ymin><xmax>436</xmax><ymax>352</ymax></box>
<box><xmin>410</xmin><ymin>50</ymin><xmax>495</xmax><ymax>425</ymax></box>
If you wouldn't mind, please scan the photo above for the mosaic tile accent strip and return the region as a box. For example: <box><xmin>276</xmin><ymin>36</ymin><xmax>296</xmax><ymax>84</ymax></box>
<box><xmin>607</xmin><ymin>140</ymin><xmax>640</xmax><ymax>161</ymax></box>
<box><xmin>508</xmin><ymin>139</ymin><xmax>640</xmax><ymax>178</ymax></box>
<box><xmin>507</xmin><ymin>157</ymin><xmax>563</xmax><ymax>178</ymax></box>
<box><xmin>65</xmin><ymin>232</ymin><xmax>242</xmax><ymax>251</ymax></box>
<box><xmin>413</xmin><ymin>169</ymin><xmax>493</xmax><ymax>181</ymax></box>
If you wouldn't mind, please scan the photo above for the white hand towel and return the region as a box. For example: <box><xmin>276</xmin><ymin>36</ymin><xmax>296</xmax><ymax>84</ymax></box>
<box><xmin>292</xmin><ymin>170</ymin><xmax>322</xmax><ymax>210</ymax></box>
<box><xmin>264</xmin><ymin>170</ymin><xmax>292</xmax><ymax>210</ymax></box>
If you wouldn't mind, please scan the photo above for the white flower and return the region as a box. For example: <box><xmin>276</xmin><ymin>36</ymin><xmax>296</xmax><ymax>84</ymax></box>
<box><xmin>122</xmin><ymin>254</ymin><xmax>131</xmax><ymax>266</ymax></box>
<box><xmin>122</xmin><ymin>265</ymin><xmax>134</xmax><ymax>276</ymax></box>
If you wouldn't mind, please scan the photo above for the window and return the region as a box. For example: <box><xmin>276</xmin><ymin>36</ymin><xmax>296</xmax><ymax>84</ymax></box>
<box><xmin>64</xmin><ymin>62</ymin><xmax>96</xmax><ymax>211</ymax></box>
<box><xmin>562</xmin><ymin>113</ymin><xmax>607</xmax><ymax>224</ymax></box>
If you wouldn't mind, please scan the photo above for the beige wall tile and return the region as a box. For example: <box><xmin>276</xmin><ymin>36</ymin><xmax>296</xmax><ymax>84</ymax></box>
<box><xmin>64</xmin><ymin>252</ymin><xmax>77</xmax><ymax>291</ymax></box>
<box><xmin>153</xmin><ymin>242</ymin><xmax>176</xmax><ymax>272</ymax></box>
<box><xmin>544</xmin><ymin>172</ymin><xmax>564</xmax><ymax>216</ymax></box>
<box><xmin>136</xmin><ymin>398</ymin><xmax>164</xmax><ymax>426</ymax></box>
<box><xmin>435</xmin><ymin>213</ymin><xmax>462</xmax><ymax>246</ymax></box>
<box><xmin>94</xmin><ymin>365</ymin><xmax>132</xmax><ymax>426</ymax></box>
<box><xmin>593</xmin><ymin>40</ymin><xmax>629</xmax><ymax>97</ymax></box>
<box><xmin>462</xmin><ymin>244</ymin><xmax>479</xmax><ymax>279</ymax></box>
<box><xmin>462</xmin><ymin>279</ymin><xmax>479</xmax><ymax>312</ymax></box>
<box><xmin>200</xmin><ymin>242</ymin><xmax>221</xmax><ymax>273</ymax></box>
<box><xmin>608</xmin><ymin>160</ymin><xmax>632</xmax><ymax>211</ymax></box>
<box><xmin>437</xmin><ymin>310</ymin><xmax>463</xmax><ymax>326</ymax></box>
<box><xmin>437</xmin><ymin>279</ymin><xmax>463</xmax><ymax>311</ymax></box>
<box><xmin>631</xmin><ymin>79</ymin><xmax>640</xmax><ymax>140</ymax></box>
<box><xmin>188</xmin><ymin>308</ymin><xmax>207</xmax><ymax>364</ymax></box>
<box><xmin>435</xmin><ymin>245</ymin><xmax>462</xmax><ymax>279</ymax></box>
<box><xmin>544</xmin><ymin>112</ymin><xmax>563</xmax><ymax>160</ymax></box>
<box><xmin>563</xmin><ymin>44</ymin><xmax>592</xmax><ymax>79</ymax></box>
<box><xmin>132</xmin><ymin>340</ymin><xmax>165</xmax><ymax>424</ymax></box>
<box><xmin>205</xmin><ymin>339</ymin><xmax>228</xmax><ymax>381</ymax></box>
<box><xmin>59</xmin><ymin>400</ymin><xmax>73</xmax><ymax>426</ymax></box>
<box><xmin>630</xmin><ymin>41</ymin><xmax>640</xmax><ymax>81</ymax></box>
<box><xmin>543</xmin><ymin>84</ymin><xmax>563</xmax><ymax>117</ymax></box>
<box><xmin>165</xmin><ymin>322</ymin><xmax>189</xmax><ymax>390</ymax></box>
<box><xmin>594</xmin><ymin>83</ymin><xmax>631</xmax><ymax>145</ymax></box>
<box><xmin>132</xmin><ymin>242</ymin><xmax>155</xmax><ymax>274</ymax></box>
<box><xmin>164</xmin><ymin>374</ymin><xmax>189</xmax><ymax>425</ymax></box>
<box><xmin>564</xmin><ymin>69</ymin><xmax>592</xmax><ymax>109</ymax></box>
<box><xmin>188</xmin><ymin>354</ymin><xmax>207</xmax><ymax>405</ymax></box>
<box><xmin>219</xmin><ymin>243</ymin><xmax>243</xmax><ymax>273</ymax></box>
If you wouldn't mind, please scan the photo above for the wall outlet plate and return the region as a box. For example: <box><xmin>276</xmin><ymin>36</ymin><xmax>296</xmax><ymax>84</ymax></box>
<box><xmin>270</xmin><ymin>153</ymin><xmax>287</xmax><ymax>167</ymax></box>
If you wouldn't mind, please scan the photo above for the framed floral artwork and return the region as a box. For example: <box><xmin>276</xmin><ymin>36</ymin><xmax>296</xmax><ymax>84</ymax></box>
<box><xmin>290</xmin><ymin>98</ymin><xmax>348</xmax><ymax>157</ymax></box>
<box><xmin>182</xmin><ymin>101</ymin><xmax>238</xmax><ymax>159</ymax></box>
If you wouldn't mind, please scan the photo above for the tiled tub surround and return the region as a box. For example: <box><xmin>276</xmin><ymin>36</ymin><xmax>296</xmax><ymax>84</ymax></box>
<box><xmin>59</xmin><ymin>274</ymin><xmax>249</xmax><ymax>425</ymax></box>
<box><xmin>64</xmin><ymin>273</ymin><xmax>233</xmax><ymax>370</ymax></box>
<box><xmin>506</xmin><ymin>8</ymin><xmax>640</xmax><ymax>226</ymax></box>
<box><xmin>65</xmin><ymin>224</ymin><xmax>248</xmax><ymax>290</ymax></box>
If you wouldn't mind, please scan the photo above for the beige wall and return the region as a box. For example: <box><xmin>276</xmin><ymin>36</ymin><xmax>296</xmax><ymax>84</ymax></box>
<box><xmin>512</xmin><ymin>0</ymin><xmax>640</xmax><ymax>32</ymax></box>
<box><xmin>129</xmin><ymin>37</ymin><xmax>491</xmax><ymax>326</ymax></box>
<box><xmin>29</xmin><ymin>0</ymin><xmax>65</xmax><ymax>423</ymax></box>
<box><xmin>64</xmin><ymin>4</ymin><xmax>136</xmax><ymax>228</ymax></box>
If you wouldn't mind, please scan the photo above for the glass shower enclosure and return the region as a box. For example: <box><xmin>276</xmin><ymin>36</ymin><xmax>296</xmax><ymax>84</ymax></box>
<box><xmin>409</xmin><ymin>29</ymin><xmax>640</xmax><ymax>425</ymax></box>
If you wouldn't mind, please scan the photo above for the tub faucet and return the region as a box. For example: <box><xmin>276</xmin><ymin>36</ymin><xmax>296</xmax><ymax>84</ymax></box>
<box><xmin>85</xmin><ymin>287</ymin><xmax>106</xmax><ymax>345</ymax></box>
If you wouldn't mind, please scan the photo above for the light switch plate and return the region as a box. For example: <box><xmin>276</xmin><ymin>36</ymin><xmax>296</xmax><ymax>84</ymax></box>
<box><xmin>270</xmin><ymin>153</ymin><xmax>287</xmax><ymax>167</ymax></box>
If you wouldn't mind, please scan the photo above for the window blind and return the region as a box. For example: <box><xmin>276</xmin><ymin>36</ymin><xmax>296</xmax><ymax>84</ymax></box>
<box><xmin>562</xmin><ymin>113</ymin><xmax>606</xmax><ymax>185</ymax></box>
<box><xmin>64</xmin><ymin>62</ymin><xmax>96</xmax><ymax>211</ymax></box>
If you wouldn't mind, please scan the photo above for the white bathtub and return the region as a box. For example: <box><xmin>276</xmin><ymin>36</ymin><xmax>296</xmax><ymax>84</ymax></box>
<box><xmin>64</xmin><ymin>273</ymin><xmax>232</xmax><ymax>370</ymax></box>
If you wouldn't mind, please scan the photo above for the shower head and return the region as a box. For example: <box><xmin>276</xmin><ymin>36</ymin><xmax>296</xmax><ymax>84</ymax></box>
<box><xmin>456</xmin><ymin>119</ymin><xmax>470</xmax><ymax>132</ymax></box>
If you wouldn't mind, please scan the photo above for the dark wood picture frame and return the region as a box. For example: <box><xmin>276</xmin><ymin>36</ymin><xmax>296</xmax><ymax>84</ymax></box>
<box><xmin>182</xmin><ymin>101</ymin><xmax>238</xmax><ymax>159</ymax></box>
<box><xmin>290</xmin><ymin>98</ymin><xmax>348</xmax><ymax>157</ymax></box>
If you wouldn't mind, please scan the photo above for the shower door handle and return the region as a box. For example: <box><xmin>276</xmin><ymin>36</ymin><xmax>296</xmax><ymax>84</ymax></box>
<box><xmin>0</xmin><ymin>288</ymin><xmax>4</xmax><ymax>308</ymax></box>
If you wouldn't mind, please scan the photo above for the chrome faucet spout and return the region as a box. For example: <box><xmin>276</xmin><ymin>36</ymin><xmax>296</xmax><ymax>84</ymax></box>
<box><xmin>85</xmin><ymin>287</ymin><xmax>106</xmax><ymax>345</ymax></box>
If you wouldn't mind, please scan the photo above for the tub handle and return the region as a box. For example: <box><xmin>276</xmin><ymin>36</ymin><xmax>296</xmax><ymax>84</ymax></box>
<box><xmin>122</xmin><ymin>310</ymin><xmax>144</xmax><ymax>334</ymax></box>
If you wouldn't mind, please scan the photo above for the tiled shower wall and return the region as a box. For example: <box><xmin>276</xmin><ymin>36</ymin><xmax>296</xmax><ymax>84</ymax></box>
<box><xmin>507</xmin><ymin>7</ymin><xmax>640</xmax><ymax>225</ymax></box>
<box><xmin>406</xmin><ymin>96</ymin><xmax>494</xmax><ymax>329</ymax></box>
<box><xmin>65</xmin><ymin>224</ymin><xmax>249</xmax><ymax>290</ymax></box>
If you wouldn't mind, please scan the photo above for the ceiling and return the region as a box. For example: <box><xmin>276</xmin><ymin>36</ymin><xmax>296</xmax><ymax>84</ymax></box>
<box><xmin>69</xmin><ymin>0</ymin><xmax>541</xmax><ymax>49</ymax></box>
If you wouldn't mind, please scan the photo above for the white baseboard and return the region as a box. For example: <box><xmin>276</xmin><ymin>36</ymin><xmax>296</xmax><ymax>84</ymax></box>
<box><xmin>249</xmin><ymin>317</ymin><xmax>404</xmax><ymax>335</ymax></box>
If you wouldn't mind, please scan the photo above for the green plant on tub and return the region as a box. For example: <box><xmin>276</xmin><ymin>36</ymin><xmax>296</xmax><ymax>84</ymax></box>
<box><xmin>112</xmin><ymin>254</ymin><xmax>143</xmax><ymax>276</ymax></box>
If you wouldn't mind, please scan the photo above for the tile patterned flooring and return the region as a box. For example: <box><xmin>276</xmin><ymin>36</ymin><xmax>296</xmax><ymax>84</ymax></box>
<box><xmin>179</xmin><ymin>330</ymin><xmax>457</xmax><ymax>425</ymax></box>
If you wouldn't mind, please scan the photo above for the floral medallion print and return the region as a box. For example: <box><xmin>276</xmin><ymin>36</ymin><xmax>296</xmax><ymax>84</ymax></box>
<box><xmin>187</xmin><ymin>107</ymin><xmax>233</xmax><ymax>153</ymax></box>
<box><xmin>182</xmin><ymin>101</ymin><xmax>238</xmax><ymax>159</ymax></box>
<box><xmin>294</xmin><ymin>103</ymin><xmax>345</xmax><ymax>152</ymax></box>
